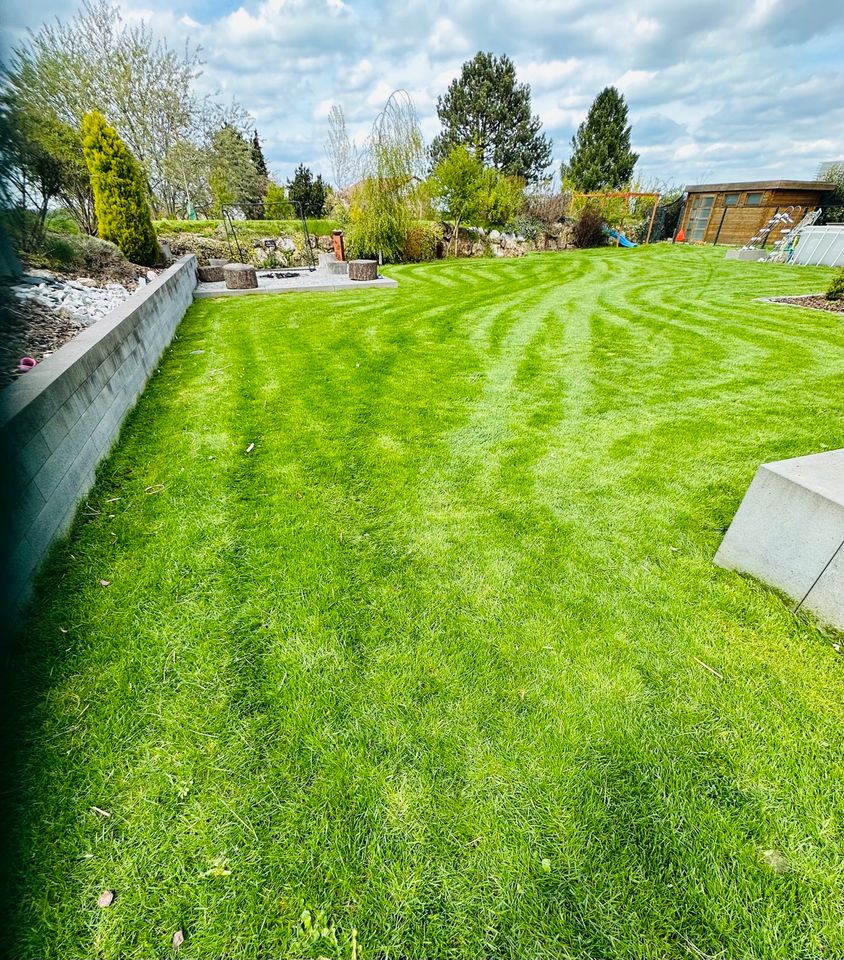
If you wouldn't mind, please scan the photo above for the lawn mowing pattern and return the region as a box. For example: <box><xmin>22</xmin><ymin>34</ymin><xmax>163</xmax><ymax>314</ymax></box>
<box><xmin>3</xmin><ymin>245</ymin><xmax>843</xmax><ymax>959</ymax></box>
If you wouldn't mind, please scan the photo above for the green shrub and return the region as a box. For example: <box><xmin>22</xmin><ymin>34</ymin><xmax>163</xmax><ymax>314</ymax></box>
<box><xmin>43</xmin><ymin>232</ymin><xmax>77</xmax><ymax>267</ymax></box>
<box><xmin>401</xmin><ymin>221</ymin><xmax>444</xmax><ymax>262</ymax></box>
<box><xmin>827</xmin><ymin>269</ymin><xmax>844</xmax><ymax>301</ymax></box>
<box><xmin>45</xmin><ymin>209</ymin><xmax>81</xmax><ymax>234</ymax></box>
<box><xmin>70</xmin><ymin>233</ymin><xmax>132</xmax><ymax>274</ymax></box>
<box><xmin>20</xmin><ymin>229</ymin><xmax>132</xmax><ymax>275</ymax></box>
<box><xmin>512</xmin><ymin>215</ymin><xmax>543</xmax><ymax>241</ymax></box>
<box><xmin>81</xmin><ymin>110</ymin><xmax>158</xmax><ymax>266</ymax></box>
<box><xmin>264</xmin><ymin>183</ymin><xmax>294</xmax><ymax>219</ymax></box>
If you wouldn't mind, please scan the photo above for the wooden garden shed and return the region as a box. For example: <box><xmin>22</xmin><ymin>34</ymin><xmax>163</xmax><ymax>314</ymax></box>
<box><xmin>679</xmin><ymin>180</ymin><xmax>833</xmax><ymax>246</ymax></box>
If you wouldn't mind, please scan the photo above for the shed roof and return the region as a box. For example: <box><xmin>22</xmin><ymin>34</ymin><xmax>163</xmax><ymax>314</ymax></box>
<box><xmin>685</xmin><ymin>180</ymin><xmax>834</xmax><ymax>194</ymax></box>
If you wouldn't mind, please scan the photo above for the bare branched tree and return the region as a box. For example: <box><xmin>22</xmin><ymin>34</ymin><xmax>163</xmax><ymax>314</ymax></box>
<box><xmin>4</xmin><ymin>0</ymin><xmax>251</xmax><ymax>218</ymax></box>
<box><xmin>325</xmin><ymin>105</ymin><xmax>356</xmax><ymax>192</ymax></box>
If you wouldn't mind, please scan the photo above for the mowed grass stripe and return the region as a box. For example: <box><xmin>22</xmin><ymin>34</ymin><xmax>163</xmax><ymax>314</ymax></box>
<box><xmin>2</xmin><ymin>245</ymin><xmax>843</xmax><ymax>959</ymax></box>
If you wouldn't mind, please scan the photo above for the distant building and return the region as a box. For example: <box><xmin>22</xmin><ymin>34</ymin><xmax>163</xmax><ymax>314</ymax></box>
<box><xmin>678</xmin><ymin>180</ymin><xmax>834</xmax><ymax>246</ymax></box>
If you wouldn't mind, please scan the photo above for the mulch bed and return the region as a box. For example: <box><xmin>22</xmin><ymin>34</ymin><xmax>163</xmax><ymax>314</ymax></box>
<box><xmin>0</xmin><ymin>296</ymin><xmax>87</xmax><ymax>389</ymax></box>
<box><xmin>768</xmin><ymin>295</ymin><xmax>844</xmax><ymax>314</ymax></box>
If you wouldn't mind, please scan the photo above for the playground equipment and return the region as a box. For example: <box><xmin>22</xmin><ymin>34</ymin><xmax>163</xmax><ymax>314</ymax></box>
<box><xmin>604</xmin><ymin>227</ymin><xmax>637</xmax><ymax>247</ymax></box>
<box><xmin>572</xmin><ymin>191</ymin><xmax>661</xmax><ymax>246</ymax></box>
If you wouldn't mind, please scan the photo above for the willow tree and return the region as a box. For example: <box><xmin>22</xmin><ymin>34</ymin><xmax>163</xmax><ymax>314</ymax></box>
<box><xmin>347</xmin><ymin>90</ymin><xmax>426</xmax><ymax>262</ymax></box>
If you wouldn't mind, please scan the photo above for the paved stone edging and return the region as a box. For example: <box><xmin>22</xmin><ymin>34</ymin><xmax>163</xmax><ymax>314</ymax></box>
<box><xmin>0</xmin><ymin>255</ymin><xmax>198</xmax><ymax>618</ymax></box>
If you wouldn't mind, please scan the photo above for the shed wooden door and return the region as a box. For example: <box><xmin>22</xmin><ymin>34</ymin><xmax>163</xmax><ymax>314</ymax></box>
<box><xmin>687</xmin><ymin>195</ymin><xmax>715</xmax><ymax>242</ymax></box>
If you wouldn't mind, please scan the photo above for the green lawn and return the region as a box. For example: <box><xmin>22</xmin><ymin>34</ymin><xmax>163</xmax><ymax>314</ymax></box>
<box><xmin>4</xmin><ymin>245</ymin><xmax>843</xmax><ymax>959</ymax></box>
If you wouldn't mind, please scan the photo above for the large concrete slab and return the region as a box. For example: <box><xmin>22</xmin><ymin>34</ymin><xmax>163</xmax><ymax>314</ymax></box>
<box><xmin>193</xmin><ymin>266</ymin><xmax>397</xmax><ymax>299</ymax></box>
<box><xmin>715</xmin><ymin>449</ymin><xmax>844</xmax><ymax>630</ymax></box>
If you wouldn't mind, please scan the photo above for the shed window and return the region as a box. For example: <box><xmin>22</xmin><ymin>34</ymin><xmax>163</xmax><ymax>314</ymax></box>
<box><xmin>746</xmin><ymin>192</ymin><xmax>763</xmax><ymax>206</ymax></box>
<box><xmin>724</xmin><ymin>194</ymin><xmax>739</xmax><ymax>207</ymax></box>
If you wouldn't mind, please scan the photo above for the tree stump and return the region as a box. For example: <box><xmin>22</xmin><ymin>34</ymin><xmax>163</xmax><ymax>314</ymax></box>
<box><xmin>223</xmin><ymin>263</ymin><xmax>258</xmax><ymax>289</ymax></box>
<box><xmin>198</xmin><ymin>265</ymin><xmax>225</xmax><ymax>282</ymax></box>
<box><xmin>348</xmin><ymin>259</ymin><xmax>377</xmax><ymax>281</ymax></box>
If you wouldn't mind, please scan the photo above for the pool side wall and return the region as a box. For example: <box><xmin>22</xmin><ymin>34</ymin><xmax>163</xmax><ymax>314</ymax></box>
<box><xmin>0</xmin><ymin>255</ymin><xmax>197</xmax><ymax>620</ymax></box>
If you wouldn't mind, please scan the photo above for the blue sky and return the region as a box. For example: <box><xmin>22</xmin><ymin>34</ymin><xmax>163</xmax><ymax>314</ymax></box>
<box><xmin>3</xmin><ymin>0</ymin><xmax>844</xmax><ymax>188</ymax></box>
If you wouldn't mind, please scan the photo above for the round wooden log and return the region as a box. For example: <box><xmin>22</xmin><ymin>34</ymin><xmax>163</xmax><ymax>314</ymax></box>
<box><xmin>223</xmin><ymin>262</ymin><xmax>258</xmax><ymax>289</ymax></box>
<box><xmin>348</xmin><ymin>259</ymin><xmax>377</xmax><ymax>281</ymax></box>
<box><xmin>198</xmin><ymin>265</ymin><xmax>225</xmax><ymax>282</ymax></box>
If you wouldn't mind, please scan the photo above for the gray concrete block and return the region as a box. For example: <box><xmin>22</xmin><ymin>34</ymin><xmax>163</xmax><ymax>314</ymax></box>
<box><xmin>15</xmin><ymin>430</ymin><xmax>52</xmax><ymax>486</ymax></box>
<box><xmin>4</xmin><ymin>531</ymin><xmax>44</xmax><ymax>612</ymax></box>
<box><xmin>10</xmin><ymin>481</ymin><xmax>47</xmax><ymax>541</ymax></box>
<box><xmin>715</xmin><ymin>448</ymin><xmax>844</xmax><ymax>631</ymax></box>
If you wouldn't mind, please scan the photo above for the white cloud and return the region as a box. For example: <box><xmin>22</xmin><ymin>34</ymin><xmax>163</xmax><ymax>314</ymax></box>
<box><xmin>3</xmin><ymin>0</ymin><xmax>843</xmax><ymax>188</ymax></box>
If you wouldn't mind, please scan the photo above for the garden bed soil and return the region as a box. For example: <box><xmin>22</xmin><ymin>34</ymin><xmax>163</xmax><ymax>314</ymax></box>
<box><xmin>769</xmin><ymin>294</ymin><xmax>844</xmax><ymax>314</ymax></box>
<box><xmin>0</xmin><ymin>296</ymin><xmax>84</xmax><ymax>389</ymax></box>
<box><xmin>3</xmin><ymin>262</ymin><xmax>158</xmax><ymax>388</ymax></box>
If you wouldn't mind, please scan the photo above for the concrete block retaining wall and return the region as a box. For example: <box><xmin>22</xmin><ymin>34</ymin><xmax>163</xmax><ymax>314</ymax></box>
<box><xmin>0</xmin><ymin>255</ymin><xmax>197</xmax><ymax>617</ymax></box>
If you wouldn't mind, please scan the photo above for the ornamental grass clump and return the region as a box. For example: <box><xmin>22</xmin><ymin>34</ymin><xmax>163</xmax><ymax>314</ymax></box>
<box><xmin>81</xmin><ymin>110</ymin><xmax>158</xmax><ymax>267</ymax></box>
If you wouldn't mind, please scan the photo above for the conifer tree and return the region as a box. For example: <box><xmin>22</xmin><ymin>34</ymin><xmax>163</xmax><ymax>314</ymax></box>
<box><xmin>566</xmin><ymin>86</ymin><xmax>638</xmax><ymax>192</ymax></box>
<box><xmin>287</xmin><ymin>164</ymin><xmax>328</xmax><ymax>217</ymax></box>
<box><xmin>251</xmin><ymin>130</ymin><xmax>268</xmax><ymax>180</ymax></box>
<box><xmin>431</xmin><ymin>52</ymin><xmax>552</xmax><ymax>183</ymax></box>
<box><xmin>81</xmin><ymin>110</ymin><xmax>158</xmax><ymax>265</ymax></box>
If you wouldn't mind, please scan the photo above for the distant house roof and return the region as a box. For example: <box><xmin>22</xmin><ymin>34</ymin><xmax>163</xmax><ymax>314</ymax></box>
<box><xmin>685</xmin><ymin>180</ymin><xmax>834</xmax><ymax>194</ymax></box>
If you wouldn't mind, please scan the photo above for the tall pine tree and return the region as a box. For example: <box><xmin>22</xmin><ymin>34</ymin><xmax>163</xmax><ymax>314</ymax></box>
<box><xmin>430</xmin><ymin>52</ymin><xmax>552</xmax><ymax>183</ymax></box>
<box><xmin>566</xmin><ymin>87</ymin><xmax>638</xmax><ymax>192</ymax></box>
<box><xmin>251</xmin><ymin>131</ymin><xmax>268</xmax><ymax>180</ymax></box>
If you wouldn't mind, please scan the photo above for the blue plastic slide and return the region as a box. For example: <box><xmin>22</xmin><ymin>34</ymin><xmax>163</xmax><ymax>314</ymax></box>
<box><xmin>604</xmin><ymin>227</ymin><xmax>637</xmax><ymax>247</ymax></box>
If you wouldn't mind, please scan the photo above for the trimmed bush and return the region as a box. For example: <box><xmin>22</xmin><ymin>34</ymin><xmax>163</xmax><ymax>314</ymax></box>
<box><xmin>81</xmin><ymin>111</ymin><xmax>158</xmax><ymax>266</ymax></box>
<box><xmin>827</xmin><ymin>269</ymin><xmax>844</xmax><ymax>301</ymax></box>
<box><xmin>401</xmin><ymin>222</ymin><xmax>444</xmax><ymax>262</ymax></box>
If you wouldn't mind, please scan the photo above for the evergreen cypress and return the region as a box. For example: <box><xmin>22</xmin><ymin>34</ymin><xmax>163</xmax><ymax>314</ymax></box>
<box><xmin>81</xmin><ymin>110</ymin><xmax>158</xmax><ymax>266</ymax></box>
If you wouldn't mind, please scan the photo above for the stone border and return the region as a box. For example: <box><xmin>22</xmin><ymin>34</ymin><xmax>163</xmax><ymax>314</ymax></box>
<box><xmin>0</xmin><ymin>255</ymin><xmax>198</xmax><ymax>618</ymax></box>
<box><xmin>755</xmin><ymin>295</ymin><xmax>843</xmax><ymax>315</ymax></box>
